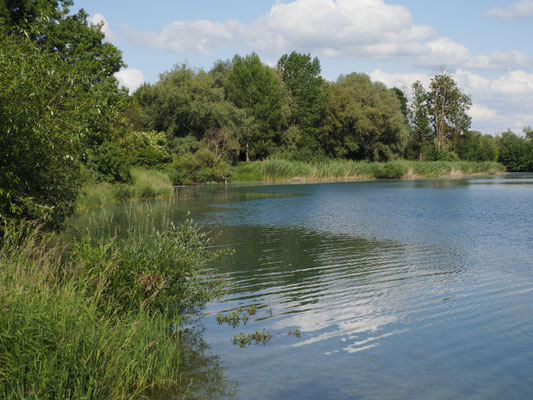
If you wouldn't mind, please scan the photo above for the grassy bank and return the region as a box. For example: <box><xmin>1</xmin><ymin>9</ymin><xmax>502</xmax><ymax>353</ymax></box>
<box><xmin>231</xmin><ymin>159</ymin><xmax>505</xmax><ymax>182</ymax></box>
<box><xmin>0</xmin><ymin>212</ymin><xmax>226</xmax><ymax>399</ymax></box>
<box><xmin>76</xmin><ymin>167</ymin><xmax>173</xmax><ymax>211</ymax></box>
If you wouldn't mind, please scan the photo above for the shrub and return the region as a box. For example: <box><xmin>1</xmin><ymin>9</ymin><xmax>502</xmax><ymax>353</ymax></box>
<box><xmin>86</xmin><ymin>141</ymin><xmax>133</xmax><ymax>184</ymax></box>
<box><xmin>372</xmin><ymin>162</ymin><xmax>409</xmax><ymax>179</ymax></box>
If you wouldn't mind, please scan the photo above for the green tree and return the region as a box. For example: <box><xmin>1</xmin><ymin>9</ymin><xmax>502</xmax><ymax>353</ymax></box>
<box><xmin>497</xmin><ymin>130</ymin><xmax>533</xmax><ymax>171</ymax></box>
<box><xmin>322</xmin><ymin>73</ymin><xmax>409</xmax><ymax>161</ymax></box>
<box><xmin>0</xmin><ymin>35</ymin><xmax>112</xmax><ymax>229</ymax></box>
<box><xmin>135</xmin><ymin>65</ymin><xmax>246</xmax><ymax>154</ymax></box>
<box><xmin>277</xmin><ymin>51</ymin><xmax>326</xmax><ymax>151</ymax></box>
<box><xmin>427</xmin><ymin>71</ymin><xmax>472</xmax><ymax>151</ymax></box>
<box><xmin>456</xmin><ymin>131</ymin><xmax>498</xmax><ymax>162</ymax></box>
<box><xmin>408</xmin><ymin>81</ymin><xmax>433</xmax><ymax>160</ymax></box>
<box><xmin>224</xmin><ymin>53</ymin><xmax>284</xmax><ymax>160</ymax></box>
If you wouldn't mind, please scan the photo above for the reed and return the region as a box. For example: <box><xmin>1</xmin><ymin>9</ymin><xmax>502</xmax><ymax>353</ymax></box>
<box><xmin>76</xmin><ymin>167</ymin><xmax>174</xmax><ymax>211</ymax></box>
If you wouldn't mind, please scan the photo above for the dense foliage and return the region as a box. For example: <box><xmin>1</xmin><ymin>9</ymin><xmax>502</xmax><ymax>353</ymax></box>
<box><xmin>0</xmin><ymin>0</ymin><xmax>127</xmax><ymax>230</ymax></box>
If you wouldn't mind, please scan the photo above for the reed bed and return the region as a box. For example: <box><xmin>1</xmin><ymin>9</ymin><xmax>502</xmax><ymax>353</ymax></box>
<box><xmin>231</xmin><ymin>159</ymin><xmax>505</xmax><ymax>182</ymax></box>
<box><xmin>76</xmin><ymin>167</ymin><xmax>173</xmax><ymax>211</ymax></box>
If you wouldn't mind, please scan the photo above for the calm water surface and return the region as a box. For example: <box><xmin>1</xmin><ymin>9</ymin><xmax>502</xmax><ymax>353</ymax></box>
<box><xmin>71</xmin><ymin>174</ymin><xmax>533</xmax><ymax>399</ymax></box>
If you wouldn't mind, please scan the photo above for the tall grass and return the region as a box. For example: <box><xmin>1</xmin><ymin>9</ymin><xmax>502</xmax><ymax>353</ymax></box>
<box><xmin>231</xmin><ymin>159</ymin><xmax>505</xmax><ymax>182</ymax></box>
<box><xmin>76</xmin><ymin>167</ymin><xmax>174</xmax><ymax>211</ymax></box>
<box><xmin>0</xmin><ymin>211</ymin><xmax>227</xmax><ymax>399</ymax></box>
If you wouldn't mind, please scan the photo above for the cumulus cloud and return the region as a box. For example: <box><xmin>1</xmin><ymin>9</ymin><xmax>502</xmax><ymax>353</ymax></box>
<box><xmin>485</xmin><ymin>0</ymin><xmax>533</xmax><ymax>20</ymax></box>
<box><xmin>123</xmin><ymin>20</ymin><xmax>243</xmax><ymax>54</ymax></box>
<box><xmin>90</xmin><ymin>13</ymin><xmax>116</xmax><ymax>41</ymax></box>
<box><xmin>123</xmin><ymin>0</ymin><xmax>434</xmax><ymax>58</ymax></box>
<box><xmin>114</xmin><ymin>68</ymin><xmax>145</xmax><ymax>93</ymax></box>
<box><xmin>468</xmin><ymin>104</ymin><xmax>498</xmax><ymax>121</ymax></box>
<box><xmin>121</xmin><ymin>0</ymin><xmax>531</xmax><ymax>71</ymax></box>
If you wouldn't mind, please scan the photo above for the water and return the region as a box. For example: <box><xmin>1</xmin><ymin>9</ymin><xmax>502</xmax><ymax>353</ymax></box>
<box><xmin>70</xmin><ymin>174</ymin><xmax>533</xmax><ymax>399</ymax></box>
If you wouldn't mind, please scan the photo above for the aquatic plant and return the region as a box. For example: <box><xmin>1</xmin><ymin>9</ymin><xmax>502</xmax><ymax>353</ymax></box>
<box><xmin>232</xmin><ymin>329</ymin><xmax>273</xmax><ymax>347</ymax></box>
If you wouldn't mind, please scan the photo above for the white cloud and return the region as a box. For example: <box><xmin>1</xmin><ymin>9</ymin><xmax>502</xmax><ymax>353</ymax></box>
<box><xmin>414</xmin><ymin>37</ymin><xmax>531</xmax><ymax>70</ymax></box>
<box><xmin>485</xmin><ymin>0</ymin><xmax>533</xmax><ymax>20</ymax></box>
<box><xmin>114</xmin><ymin>68</ymin><xmax>145</xmax><ymax>93</ymax></box>
<box><xmin>123</xmin><ymin>20</ymin><xmax>244</xmax><ymax>54</ymax></box>
<box><xmin>121</xmin><ymin>0</ymin><xmax>531</xmax><ymax>71</ymax></box>
<box><xmin>468</xmin><ymin>104</ymin><xmax>498</xmax><ymax>121</ymax></box>
<box><xmin>90</xmin><ymin>13</ymin><xmax>116</xmax><ymax>41</ymax></box>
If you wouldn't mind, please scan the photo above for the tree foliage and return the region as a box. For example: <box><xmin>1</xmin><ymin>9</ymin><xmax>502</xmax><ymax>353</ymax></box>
<box><xmin>323</xmin><ymin>73</ymin><xmax>409</xmax><ymax>161</ymax></box>
<box><xmin>277</xmin><ymin>51</ymin><xmax>326</xmax><ymax>151</ymax></box>
<box><xmin>224</xmin><ymin>53</ymin><xmax>285</xmax><ymax>159</ymax></box>
<box><xmin>0</xmin><ymin>0</ymin><xmax>127</xmax><ymax>229</ymax></box>
<box><xmin>497</xmin><ymin>130</ymin><xmax>533</xmax><ymax>171</ymax></box>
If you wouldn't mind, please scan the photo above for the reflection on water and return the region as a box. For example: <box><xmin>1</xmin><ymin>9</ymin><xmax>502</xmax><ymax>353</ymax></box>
<box><xmin>147</xmin><ymin>325</ymin><xmax>237</xmax><ymax>400</ymax></box>
<box><xmin>67</xmin><ymin>173</ymin><xmax>533</xmax><ymax>400</ymax></box>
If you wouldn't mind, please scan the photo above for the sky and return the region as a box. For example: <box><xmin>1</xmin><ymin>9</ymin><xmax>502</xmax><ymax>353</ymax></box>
<box><xmin>74</xmin><ymin>0</ymin><xmax>533</xmax><ymax>135</ymax></box>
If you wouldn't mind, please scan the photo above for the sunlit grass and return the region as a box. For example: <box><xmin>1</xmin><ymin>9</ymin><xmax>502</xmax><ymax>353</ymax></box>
<box><xmin>231</xmin><ymin>159</ymin><xmax>505</xmax><ymax>182</ymax></box>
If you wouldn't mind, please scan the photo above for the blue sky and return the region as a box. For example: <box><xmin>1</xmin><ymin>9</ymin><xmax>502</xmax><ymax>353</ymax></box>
<box><xmin>74</xmin><ymin>0</ymin><xmax>533</xmax><ymax>134</ymax></box>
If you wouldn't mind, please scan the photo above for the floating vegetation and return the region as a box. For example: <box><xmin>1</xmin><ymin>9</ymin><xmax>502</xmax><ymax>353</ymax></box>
<box><xmin>233</xmin><ymin>329</ymin><xmax>273</xmax><ymax>347</ymax></box>
<box><xmin>217</xmin><ymin>311</ymin><xmax>243</xmax><ymax>328</ymax></box>
<box><xmin>288</xmin><ymin>329</ymin><xmax>301</xmax><ymax>338</ymax></box>
<box><xmin>217</xmin><ymin>305</ymin><xmax>258</xmax><ymax>327</ymax></box>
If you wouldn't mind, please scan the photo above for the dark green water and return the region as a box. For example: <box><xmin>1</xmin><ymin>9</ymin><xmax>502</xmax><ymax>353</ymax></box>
<box><xmin>70</xmin><ymin>174</ymin><xmax>533</xmax><ymax>399</ymax></box>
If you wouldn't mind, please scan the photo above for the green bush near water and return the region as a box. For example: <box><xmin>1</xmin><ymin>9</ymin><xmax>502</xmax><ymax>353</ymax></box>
<box><xmin>0</xmin><ymin>214</ymin><xmax>227</xmax><ymax>399</ymax></box>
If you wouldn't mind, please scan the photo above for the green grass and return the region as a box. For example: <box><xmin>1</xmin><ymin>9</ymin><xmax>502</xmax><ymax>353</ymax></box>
<box><xmin>0</xmin><ymin>213</ymin><xmax>227</xmax><ymax>399</ymax></box>
<box><xmin>231</xmin><ymin>159</ymin><xmax>505</xmax><ymax>182</ymax></box>
<box><xmin>76</xmin><ymin>167</ymin><xmax>173</xmax><ymax>211</ymax></box>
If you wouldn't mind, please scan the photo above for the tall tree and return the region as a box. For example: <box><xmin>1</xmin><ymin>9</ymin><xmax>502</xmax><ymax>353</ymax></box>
<box><xmin>323</xmin><ymin>73</ymin><xmax>409</xmax><ymax>161</ymax></box>
<box><xmin>277</xmin><ymin>52</ymin><xmax>326</xmax><ymax>151</ymax></box>
<box><xmin>0</xmin><ymin>0</ymin><xmax>128</xmax><ymax>229</ymax></box>
<box><xmin>224</xmin><ymin>53</ymin><xmax>284</xmax><ymax>160</ymax></box>
<box><xmin>427</xmin><ymin>71</ymin><xmax>472</xmax><ymax>151</ymax></box>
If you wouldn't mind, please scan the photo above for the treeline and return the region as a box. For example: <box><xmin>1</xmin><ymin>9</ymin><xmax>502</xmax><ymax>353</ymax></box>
<box><xmin>125</xmin><ymin>55</ymin><xmax>531</xmax><ymax>180</ymax></box>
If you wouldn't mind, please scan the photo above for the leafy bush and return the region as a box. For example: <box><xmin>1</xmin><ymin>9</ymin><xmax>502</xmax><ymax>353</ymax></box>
<box><xmin>119</xmin><ymin>130</ymin><xmax>171</xmax><ymax>166</ymax></box>
<box><xmin>170</xmin><ymin>150</ymin><xmax>232</xmax><ymax>185</ymax></box>
<box><xmin>86</xmin><ymin>141</ymin><xmax>133</xmax><ymax>184</ymax></box>
<box><xmin>0</xmin><ymin>35</ymin><xmax>84</xmax><ymax>230</ymax></box>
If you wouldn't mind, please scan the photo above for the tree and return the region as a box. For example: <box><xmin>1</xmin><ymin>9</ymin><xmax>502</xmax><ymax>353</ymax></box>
<box><xmin>135</xmin><ymin>65</ymin><xmax>246</xmax><ymax>149</ymax></box>
<box><xmin>427</xmin><ymin>71</ymin><xmax>472</xmax><ymax>151</ymax></box>
<box><xmin>456</xmin><ymin>131</ymin><xmax>498</xmax><ymax>162</ymax></box>
<box><xmin>0</xmin><ymin>35</ymin><xmax>110</xmax><ymax>229</ymax></box>
<box><xmin>497</xmin><ymin>130</ymin><xmax>533</xmax><ymax>171</ymax></box>
<box><xmin>224</xmin><ymin>53</ymin><xmax>284</xmax><ymax>160</ymax></box>
<box><xmin>277</xmin><ymin>52</ymin><xmax>326</xmax><ymax>151</ymax></box>
<box><xmin>0</xmin><ymin>1</ymin><xmax>128</xmax><ymax>229</ymax></box>
<box><xmin>323</xmin><ymin>73</ymin><xmax>409</xmax><ymax>161</ymax></box>
<box><xmin>408</xmin><ymin>81</ymin><xmax>433</xmax><ymax>160</ymax></box>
